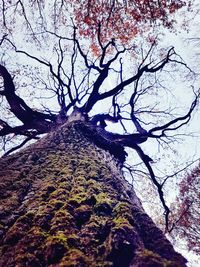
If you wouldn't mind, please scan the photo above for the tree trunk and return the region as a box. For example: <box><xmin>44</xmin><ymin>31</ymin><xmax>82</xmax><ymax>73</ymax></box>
<box><xmin>0</xmin><ymin>119</ymin><xmax>186</xmax><ymax>267</ymax></box>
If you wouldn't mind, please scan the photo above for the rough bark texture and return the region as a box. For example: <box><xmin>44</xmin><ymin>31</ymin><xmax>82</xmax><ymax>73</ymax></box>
<box><xmin>0</xmin><ymin>119</ymin><xmax>186</xmax><ymax>267</ymax></box>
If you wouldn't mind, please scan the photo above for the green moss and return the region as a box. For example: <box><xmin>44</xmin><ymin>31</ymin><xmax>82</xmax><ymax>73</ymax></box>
<box><xmin>95</xmin><ymin>193</ymin><xmax>113</xmax><ymax>205</ymax></box>
<box><xmin>51</xmin><ymin>209</ymin><xmax>74</xmax><ymax>229</ymax></box>
<box><xmin>135</xmin><ymin>250</ymin><xmax>180</xmax><ymax>267</ymax></box>
<box><xmin>113</xmin><ymin>201</ymin><xmax>134</xmax><ymax>225</ymax></box>
<box><xmin>16</xmin><ymin>211</ymin><xmax>35</xmax><ymax>224</ymax></box>
<box><xmin>58</xmin><ymin>181</ymin><xmax>72</xmax><ymax>190</ymax></box>
<box><xmin>59</xmin><ymin>248</ymin><xmax>91</xmax><ymax>267</ymax></box>
<box><xmin>87</xmin><ymin>170</ymin><xmax>98</xmax><ymax>179</ymax></box>
<box><xmin>44</xmin><ymin>233</ymin><xmax>68</xmax><ymax>265</ymax></box>
<box><xmin>50</xmin><ymin>210</ymin><xmax>74</xmax><ymax>234</ymax></box>
<box><xmin>80</xmin><ymin>214</ymin><xmax>111</xmax><ymax>247</ymax></box>
<box><xmin>46</xmin><ymin>232</ymin><xmax>68</xmax><ymax>244</ymax></box>
<box><xmin>28</xmin><ymin>226</ymin><xmax>48</xmax><ymax>237</ymax></box>
<box><xmin>68</xmin><ymin>192</ymin><xmax>88</xmax><ymax>206</ymax></box>
<box><xmin>113</xmin><ymin>202</ymin><xmax>132</xmax><ymax>215</ymax></box>
<box><xmin>113</xmin><ymin>217</ymin><xmax>134</xmax><ymax>230</ymax></box>
<box><xmin>94</xmin><ymin>193</ymin><xmax>114</xmax><ymax>216</ymax></box>
<box><xmin>85</xmin><ymin>180</ymin><xmax>100</xmax><ymax>196</ymax></box>
<box><xmin>48</xmin><ymin>199</ymin><xmax>65</xmax><ymax>209</ymax></box>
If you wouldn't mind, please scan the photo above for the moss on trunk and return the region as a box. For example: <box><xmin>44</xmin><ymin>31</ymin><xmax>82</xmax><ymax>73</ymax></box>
<box><xmin>0</xmin><ymin>120</ymin><xmax>186</xmax><ymax>267</ymax></box>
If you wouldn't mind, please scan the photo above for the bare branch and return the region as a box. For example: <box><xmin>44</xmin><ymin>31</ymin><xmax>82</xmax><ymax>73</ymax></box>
<box><xmin>0</xmin><ymin>65</ymin><xmax>56</xmax><ymax>135</ymax></box>
<box><xmin>148</xmin><ymin>93</ymin><xmax>199</xmax><ymax>137</ymax></box>
<box><xmin>2</xmin><ymin>135</ymin><xmax>39</xmax><ymax>157</ymax></box>
<box><xmin>131</xmin><ymin>144</ymin><xmax>171</xmax><ymax>231</ymax></box>
<box><xmin>96</xmin><ymin>48</ymin><xmax>174</xmax><ymax>104</ymax></box>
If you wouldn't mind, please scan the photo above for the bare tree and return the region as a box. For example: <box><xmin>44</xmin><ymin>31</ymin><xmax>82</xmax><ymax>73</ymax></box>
<box><xmin>1</xmin><ymin>27</ymin><xmax>198</xmax><ymax>229</ymax></box>
<box><xmin>0</xmin><ymin>1</ymin><xmax>198</xmax><ymax>266</ymax></box>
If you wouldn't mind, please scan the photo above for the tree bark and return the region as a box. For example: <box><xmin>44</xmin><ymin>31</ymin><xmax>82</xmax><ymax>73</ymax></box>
<box><xmin>0</xmin><ymin>119</ymin><xmax>186</xmax><ymax>267</ymax></box>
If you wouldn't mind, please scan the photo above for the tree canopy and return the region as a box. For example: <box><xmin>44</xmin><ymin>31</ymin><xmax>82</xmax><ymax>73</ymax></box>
<box><xmin>0</xmin><ymin>0</ymin><xmax>199</xmax><ymax>250</ymax></box>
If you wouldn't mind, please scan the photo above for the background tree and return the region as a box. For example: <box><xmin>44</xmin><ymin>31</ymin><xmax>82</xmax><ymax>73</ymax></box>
<box><xmin>168</xmin><ymin>163</ymin><xmax>200</xmax><ymax>254</ymax></box>
<box><xmin>0</xmin><ymin>0</ymin><xmax>199</xmax><ymax>266</ymax></box>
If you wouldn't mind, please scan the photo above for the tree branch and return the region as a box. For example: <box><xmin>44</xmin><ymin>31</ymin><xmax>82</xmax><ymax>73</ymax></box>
<box><xmin>0</xmin><ymin>65</ymin><xmax>56</xmax><ymax>134</ymax></box>
<box><xmin>148</xmin><ymin>93</ymin><xmax>199</xmax><ymax>137</ymax></box>
<box><xmin>2</xmin><ymin>135</ymin><xmax>39</xmax><ymax>157</ymax></box>
<box><xmin>131</xmin><ymin>144</ymin><xmax>171</xmax><ymax>231</ymax></box>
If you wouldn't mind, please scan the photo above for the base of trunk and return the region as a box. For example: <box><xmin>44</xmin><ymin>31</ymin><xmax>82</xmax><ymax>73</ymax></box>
<box><xmin>0</xmin><ymin>121</ymin><xmax>187</xmax><ymax>266</ymax></box>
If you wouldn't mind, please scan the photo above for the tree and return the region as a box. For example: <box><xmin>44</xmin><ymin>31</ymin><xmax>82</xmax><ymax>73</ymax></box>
<box><xmin>168</xmin><ymin>163</ymin><xmax>200</xmax><ymax>255</ymax></box>
<box><xmin>0</xmin><ymin>0</ymin><xmax>198</xmax><ymax>266</ymax></box>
